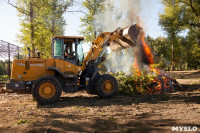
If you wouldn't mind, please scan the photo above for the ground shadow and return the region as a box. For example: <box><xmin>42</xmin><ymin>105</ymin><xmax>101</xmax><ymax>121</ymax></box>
<box><xmin>20</xmin><ymin>111</ymin><xmax>174</xmax><ymax>133</ymax></box>
<box><xmin>37</xmin><ymin>82</ymin><xmax>200</xmax><ymax>109</ymax></box>
<box><xmin>9</xmin><ymin>109</ymin><xmax>200</xmax><ymax>133</ymax></box>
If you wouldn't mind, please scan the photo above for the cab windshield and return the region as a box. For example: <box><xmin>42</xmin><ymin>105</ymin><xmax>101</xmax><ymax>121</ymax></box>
<box><xmin>77</xmin><ymin>41</ymin><xmax>84</xmax><ymax>66</ymax></box>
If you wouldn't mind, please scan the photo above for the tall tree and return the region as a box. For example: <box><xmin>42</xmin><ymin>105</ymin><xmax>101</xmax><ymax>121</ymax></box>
<box><xmin>160</xmin><ymin>0</ymin><xmax>200</xmax><ymax>70</ymax></box>
<box><xmin>8</xmin><ymin>0</ymin><xmax>38</xmax><ymax>55</ymax></box>
<box><xmin>80</xmin><ymin>0</ymin><xmax>106</xmax><ymax>42</ymax></box>
<box><xmin>161</xmin><ymin>0</ymin><xmax>200</xmax><ymax>46</ymax></box>
<box><xmin>186</xmin><ymin>28</ymin><xmax>200</xmax><ymax>69</ymax></box>
<box><xmin>8</xmin><ymin>0</ymin><xmax>73</xmax><ymax>57</ymax></box>
<box><xmin>33</xmin><ymin>0</ymin><xmax>73</xmax><ymax>57</ymax></box>
<box><xmin>159</xmin><ymin>1</ymin><xmax>183</xmax><ymax>70</ymax></box>
<box><xmin>174</xmin><ymin>0</ymin><xmax>200</xmax><ymax>29</ymax></box>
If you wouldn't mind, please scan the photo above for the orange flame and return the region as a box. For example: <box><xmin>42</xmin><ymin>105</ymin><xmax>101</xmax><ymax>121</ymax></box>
<box><xmin>141</xmin><ymin>34</ymin><xmax>154</xmax><ymax>65</ymax></box>
<box><xmin>133</xmin><ymin>57</ymin><xmax>141</xmax><ymax>76</ymax></box>
<box><xmin>133</xmin><ymin>30</ymin><xmax>166</xmax><ymax>93</ymax></box>
<box><xmin>132</xmin><ymin>31</ymin><xmax>174</xmax><ymax>93</ymax></box>
<box><xmin>133</xmin><ymin>33</ymin><xmax>155</xmax><ymax>75</ymax></box>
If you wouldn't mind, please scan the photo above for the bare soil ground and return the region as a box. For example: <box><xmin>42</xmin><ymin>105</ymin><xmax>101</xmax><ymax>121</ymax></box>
<box><xmin>0</xmin><ymin>71</ymin><xmax>200</xmax><ymax>133</ymax></box>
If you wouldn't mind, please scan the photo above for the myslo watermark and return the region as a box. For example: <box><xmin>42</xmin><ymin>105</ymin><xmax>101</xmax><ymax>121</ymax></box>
<box><xmin>172</xmin><ymin>126</ymin><xmax>198</xmax><ymax>132</ymax></box>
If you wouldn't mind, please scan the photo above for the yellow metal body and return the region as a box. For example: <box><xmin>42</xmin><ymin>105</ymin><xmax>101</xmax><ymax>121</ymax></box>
<box><xmin>11</xmin><ymin>58</ymin><xmax>83</xmax><ymax>81</ymax></box>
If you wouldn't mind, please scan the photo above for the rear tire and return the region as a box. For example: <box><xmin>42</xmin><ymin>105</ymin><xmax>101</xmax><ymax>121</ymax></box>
<box><xmin>95</xmin><ymin>74</ymin><xmax>118</xmax><ymax>98</ymax></box>
<box><xmin>32</xmin><ymin>76</ymin><xmax>62</xmax><ymax>104</ymax></box>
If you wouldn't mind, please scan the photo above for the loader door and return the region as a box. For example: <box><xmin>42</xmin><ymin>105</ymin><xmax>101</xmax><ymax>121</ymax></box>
<box><xmin>64</xmin><ymin>39</ymin><xmax>77</xmax><ymax>74</ymax></box>
<box><xmin>64</xmin><ymin>42</ymin><xmax>76</xmax><ymax>65</ymax></box>
<box><xmin>63</xmin><ymin>38</ymin><xmax>83</xmax><ymax>66</ymax></box>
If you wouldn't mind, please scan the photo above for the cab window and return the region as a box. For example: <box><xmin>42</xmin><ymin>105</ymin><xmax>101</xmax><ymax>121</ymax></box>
<box><xmin>54</xmin><ymin>39</ymin><xmax>63</xmax><ymax>57</ymax></box>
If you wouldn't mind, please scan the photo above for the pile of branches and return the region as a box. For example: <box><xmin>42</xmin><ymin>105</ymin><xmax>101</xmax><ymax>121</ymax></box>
<box><xmin>148</xmin><ymin>73</ymin><xmax>182</xmax><ymax>94</ymax></box>
<box><xmin>111</xmin><ymin>71</ymin><xmax>181</xmax><ymax>95</ymax></box>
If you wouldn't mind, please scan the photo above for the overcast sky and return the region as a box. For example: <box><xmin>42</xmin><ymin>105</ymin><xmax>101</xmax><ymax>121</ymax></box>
<box><xmin>0</xmin><ymin>0</ymin><xmax>165</xmax><ymax>47</ymax></box>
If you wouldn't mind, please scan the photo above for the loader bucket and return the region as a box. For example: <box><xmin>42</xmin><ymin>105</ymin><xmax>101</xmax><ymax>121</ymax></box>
<box><xmin>109</xmin><ymin>24</ymin><xmax>143</xmax><ymax>51</ymax></box>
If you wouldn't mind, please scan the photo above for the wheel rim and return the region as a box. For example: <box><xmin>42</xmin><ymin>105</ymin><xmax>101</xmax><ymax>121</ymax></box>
<box><xmin>103</xmin><ymin>80</ymin><xmax>114</xmax><ymax>94</ymax></box>
<box><xmin>39</xmin><ymin>82</ymin><xmax>56</xmax><ymax>99</ymax></box>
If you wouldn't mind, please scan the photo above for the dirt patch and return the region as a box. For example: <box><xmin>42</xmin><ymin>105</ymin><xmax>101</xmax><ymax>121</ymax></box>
<box><xmin>0</xmin><ymin>71</ymin><xmax>200</xmax><ymax>133</ymax></box>
<box><xmin>169</xmin><ymin>70</ymin><xmax>200</xmax><ymax>79</ymax></box>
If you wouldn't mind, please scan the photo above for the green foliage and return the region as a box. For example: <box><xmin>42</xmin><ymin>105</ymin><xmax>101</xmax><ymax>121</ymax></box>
<box><xmin>146</xmin><ymin>36</ymin><xmax>171</xmax><ymax>70</ymax></box>
<box><xmin>80</xmin><ymin>0</ymin><xmax>106</xmax><ymax>42</ymax></box>
<box><xmin>158</xmin><ymin>0</ymin><xmax>200</xmax><ymax>70</ymax></box>
<box><xmin>107</xmin><ymin>115</ymin><xmax>117</xmax><ymax>121</ymax></box>
<box><xmin>0</xmin><ymin>61</ymin><xmax>7</xmax><ymax>75</ymax></box>
<box><xmin>0</xmin><ymin>63</ymin><xmax>5</xmax><ymax>75</ymax></box>
<box><xmin>16</xmin><ymin>119</ymin><xmax>32</xmax><ymax>124</ymax></box>
<box><xmin>160</xmin><ymin>0</ymin><xmax>200</xmax><ymax>29</ymax></box>
<box><xmin>159</xmin><ymin>1</ymin><xmax>183</xmax><ymax>70</ymax></box>
<box><xmin>72</xmin><ymin>106</ymin><xmax>88</xmax><ymax>113</ymax></box>
<box><xmin>0</xmin><ymin>75</ymin><xmax>8</xmax><ymax>81</ymax></box>
<box><xmin>111</xmin><ymin>71</ymin><xmax>156</xmax><ymax>95</ymax></box>
<box><xmin>186</xmin><ymin>28</ymin><xmax>200</xmax><ymax>69</ymax></box>
<box><xmin>15</xmin><ymin>0</ymin><xmax>73</xmax><ymax>57</ymax></box>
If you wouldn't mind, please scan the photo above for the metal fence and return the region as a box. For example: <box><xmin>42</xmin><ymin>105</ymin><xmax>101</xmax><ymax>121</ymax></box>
<box><xmin>0</xmin><ymin>40</ymin><xmax>22</xmax><ymax>77</ymax></box>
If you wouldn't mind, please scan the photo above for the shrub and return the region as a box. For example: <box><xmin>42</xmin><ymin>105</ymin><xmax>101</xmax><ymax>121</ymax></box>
<box><xmin>111</xmin><ymin>71</ymin><xmax>156</xmax><ymax>95</ymax></box>
<box><xmin>0</xmin><ymin>75</ymin><xmax>8</xmax><ymax>81</ymax></box>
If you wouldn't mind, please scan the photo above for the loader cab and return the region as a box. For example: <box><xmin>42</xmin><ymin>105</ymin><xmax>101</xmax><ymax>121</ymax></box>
<box><xmin>52</xmin><ymin>36</ymin><xmax>84</xmax><ymax>66</ymax></box>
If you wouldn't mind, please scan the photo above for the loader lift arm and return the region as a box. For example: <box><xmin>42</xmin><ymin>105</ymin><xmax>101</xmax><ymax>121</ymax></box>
<box><xmin>80</xmin><ymin>24</ymin><xmax>143</xmax><ymax>92</ymax></box>
<box><xmin>83</xmin><ymin>24</ymin><xmax>142</xmax><ymax>67</ymax></box>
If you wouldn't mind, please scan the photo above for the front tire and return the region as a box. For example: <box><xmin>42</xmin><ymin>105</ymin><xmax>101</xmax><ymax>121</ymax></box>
<box><xmin>95</xmin><ymin>74</ymin><xmax>118</xmax><ymax>98</ymax></box>
<box><xmin>32</xmin><ymin>76</ymin><xmax>62</xmax><ymax>104</ymax></box>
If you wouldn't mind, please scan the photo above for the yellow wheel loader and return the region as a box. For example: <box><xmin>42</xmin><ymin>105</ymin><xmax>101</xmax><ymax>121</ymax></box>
<box><xmin>6</xmin><ymin>24</ymin><xmax>143</xmax><ymax>104</ymax></box>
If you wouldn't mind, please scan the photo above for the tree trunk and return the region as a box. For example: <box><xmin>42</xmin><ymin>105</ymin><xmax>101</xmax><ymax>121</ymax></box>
<box><xmin>93</xmin><ymin>0</ymin><xmax>97</xmax><ymax>38</ymax></box>
<box><xmin>171</xmin><ymin>41</ymin><xmax>175</xmax><ymax>71</ymax></box>
<box><xmin>30</xmin><ymin>0</ymin><xmax>35</xmax><ymax>55</ymax></box>
<box><xmin>171</xmin><ymin>30</ymin><xmax>176</xmax><ymax>71</ymax></box>
<box><xmin>52</xmin><ymin>0</ymin><xmax>56</xmax><ymax>36</ymax></box>
<box><xmin>180</xmin><ymin>62</ymin><xmax>182</xmax><ymax>70</ymax></box>
<box><xmin>52</xmin><ymin>21</ymin><xmax>55</xmax><ymax>36</ymax></box>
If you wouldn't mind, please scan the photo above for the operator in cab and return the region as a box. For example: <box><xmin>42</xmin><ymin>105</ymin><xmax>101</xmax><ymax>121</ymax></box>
<box><xmin>65</xmin><ymin>44</ymin><xmax>75</xmax><ymax>58</ymax></box>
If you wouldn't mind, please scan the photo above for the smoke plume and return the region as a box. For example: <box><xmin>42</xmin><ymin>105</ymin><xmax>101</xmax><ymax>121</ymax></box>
<box><xmin>93</xmin><ymin>0</ymin><xmax>144</xmax><ymax>74</ymax></box>
<box><xmin>94</xmin><ymin>0</ymin><xmax>141</xmax><ymax>32</ymax></box>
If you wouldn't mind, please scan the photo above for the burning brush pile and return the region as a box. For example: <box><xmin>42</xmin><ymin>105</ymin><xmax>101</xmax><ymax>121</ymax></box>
<box><xmin>111</xmin><ymin>67</ymin><xmax>181</xmax><ymax>95</ymax></box>
<box><xmin>132</xmin><ymin>29</ymin><xmax>181</xmax><ymax>94</ymax></box>
<box><xmin>110</xmin><ymin>25</ymin><xmax>181</xmax><ymax>95</ymax></box>
<box><xmin>111</xmin><ymin>70</ymin><xmax>181</xmax><ymax>95</ymax></box>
